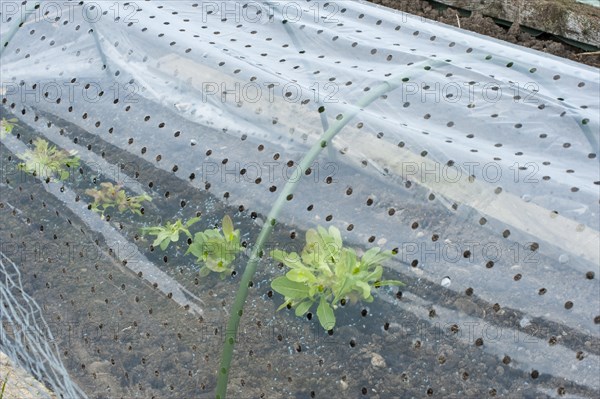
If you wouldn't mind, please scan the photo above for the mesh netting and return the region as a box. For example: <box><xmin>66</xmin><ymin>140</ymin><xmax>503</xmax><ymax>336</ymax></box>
<box><xmin>0</xmin><ymin>1</ymin><xmax>599</xmax><ymax>398</ymax></box>
<box><xmin>0</xmin><ymin>251</ymin><xmax>88</xmax><ymax>398</ymax></box>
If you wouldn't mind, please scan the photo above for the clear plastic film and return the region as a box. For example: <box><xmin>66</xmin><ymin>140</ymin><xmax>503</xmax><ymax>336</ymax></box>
<box><xmin>1</xmin><ymin>1</ymin><xmax>598</xmax><ymax>398</ymax></box>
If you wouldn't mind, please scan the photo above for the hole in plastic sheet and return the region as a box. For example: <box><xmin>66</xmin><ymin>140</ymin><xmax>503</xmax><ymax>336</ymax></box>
<box><xmin>586</xmin><ymin>271</ymin><xmax>595</xmax><ymax>280</ymax></box>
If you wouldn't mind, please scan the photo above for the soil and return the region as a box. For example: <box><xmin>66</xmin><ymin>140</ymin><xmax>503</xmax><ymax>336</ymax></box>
<box><xmin>368</xmin><ymin>0</ymin><xmax>600</xmax><ymax>68</ymax></box>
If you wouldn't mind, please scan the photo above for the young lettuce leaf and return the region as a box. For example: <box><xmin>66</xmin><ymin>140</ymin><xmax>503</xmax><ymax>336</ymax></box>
<box><xmin>270</xmin><ymin>225</ymin><xmax>404</xmax><ymax>330</ymax></box>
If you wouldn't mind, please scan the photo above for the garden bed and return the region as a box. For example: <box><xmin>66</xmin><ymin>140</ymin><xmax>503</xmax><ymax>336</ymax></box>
<box><xmin>1</xmin><ymin>1</ymin><xmax>598</xmax><ymax>398</ymax></box>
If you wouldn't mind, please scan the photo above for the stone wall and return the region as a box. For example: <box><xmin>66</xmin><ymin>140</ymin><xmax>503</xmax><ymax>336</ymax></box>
<box><xmin>434</xmin><ymin>0</ymin><xmax>600</xmax><ymax>47</ymax></box>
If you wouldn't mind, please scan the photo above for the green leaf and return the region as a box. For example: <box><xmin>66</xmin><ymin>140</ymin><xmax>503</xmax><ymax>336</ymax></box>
<box><xmin>364</xmin><ymin>265</ymin><xmax>384</xmax><ymax>283</ymax></box>
<box><xmin>286</xmin><ymin>268</ymin><xmax>317</xmax><ymax>284</ymax></box>
<box><xmin>222</xmin><ymin>215</ymin><xmax>234</xmax><ymax>239</ymax></box>
<box><xmin>305</xmin><ymin>229</ymin><xmax>319</xmax><ymax>246</ymax></box>
<box><xmin>153</xmin><ymin>232</ymin><xmax>170</xmax><ymax>248</ymax></box>
<box><xmin>341</xmin><ymin>248</ymin><xmax>357</xmax><ymax>271</ymax></box>
<box><xmin>1</xmin><ymin>117</ymin><xmax>18</xmax><ymax>139</ymax></box>
<box><xmin>361</xmin><ymin>247</ymin><xmax>381</xmax><ymax>266</ymax></box>
<box><xmin>140</xmin><ymin>226</ymin><xmax>159</xmax><ymax>234</ymax></box>
<box><xmin>316</xmin><ymin>226</ymin><xmax>328</xmax><ymax>240</ymax></box>
<box><xmin>334</xmin><ymin>252</ymin><xmax>348</xmax><ymax>277</ymax></box>
<box><xmin>332</xmin><ymin>276</ymin><xmax>349</xmax><ymax>303</ymax></box>
<box><xmin>186</xmin><ymin>233</ymin><xmax>206</xmax><ymax>258</ymax></box>
<box><xmin>271</xmin><ymin>276</ymin><xmax>310</xmax><ymax>299</ymax></box>
<box><xmin>270</xmin><ymin>249</ymin><xmax>289</xmax><ymax>263</ymax></box>
<box><xmin>186</xmin><ymin>216</ymin><xmax>201</xmax><ymax>227</ymax></box>
<box><xmin>205</xmin><ymin>257</ymin><xmax>229</xmax><ymax>273</ymax></box>
<box><xmin>316</xmin><ymin>296</ymin><xmax>336</xmax><ymax>330</ymax></box>
<box><xmin>362</xmin><ymin>248</ymin><xmax>393</xmax><ymax>268</ymax></box>
<box><xmin>276</xmin><ymin>299</ymin><xmax>292</xmax><ymax>311</ymax></box>
<box><xmin>355</xmin><ymin>280</ymin><xmax>372</xmax><ymax>299</ymax></box>
<box><xmin>294</xmin><ymin>300</ymin><xmax>313</xmax><ymax>317</ymax></box>
<box><xmin>305</xmin><ymin>230</ymin><xmax>323</xmax><ymax>255</ymax></box>
<box><xmin>271</xmin><ymin>249</ymin><xmax>304</xmax><ymax>269</ymax></box>
<box><xmin>159</xmin><ymin>238</ymin><xmax>170</xmax><ymax>251</ymax></box>
<box><xmin>328</xmin><ymin>225</ymin><xmax>342</xmax><ymax>247</ymax></box>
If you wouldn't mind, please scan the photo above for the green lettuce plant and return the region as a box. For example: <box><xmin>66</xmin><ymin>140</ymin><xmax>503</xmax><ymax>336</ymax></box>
<box><xmin>85</xmin><ymin>182</ymin><xmax>151</xmax><ymax>218</ymax></box>
<box><xmin>270</xmin><ymin>226</ymin><xmax>404</xmax><ymax>330</ymax></box>
<box><xmin>186</xmin><ymin>215</ymin><xmax>243</xmax><ymax>278</ymax></box>
<box><xmin>17</xmin><ymin>138</ymin><xmax>80</xmax><ymax>181</ymax></box>
<box><xmin>140</xmin><ymin>216</ymin><xmax>201</xmax><ymax>250</ymax></box>
<box><xmin>0</xmin><ymin>117</ymin><xmax>18</xmax><ymax>139</ymax></box>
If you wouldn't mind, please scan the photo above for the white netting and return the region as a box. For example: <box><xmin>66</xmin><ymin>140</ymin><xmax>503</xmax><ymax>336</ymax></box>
<box><xmin>1</xmin><ymin>251</ymin><xmax>88</xmax><ymax>398</ymax></box>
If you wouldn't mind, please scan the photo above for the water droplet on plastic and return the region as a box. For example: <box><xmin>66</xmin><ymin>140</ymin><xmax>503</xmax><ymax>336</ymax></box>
<box><xmin>558</xmin><ymin>254</ymin><xmax>569</xmax><ymax>264</ymax></box>
<box><xmin>441</xmin><ymin>276</ymin><xmax>451</xmax><ymax>287</ymax></box>
<box><xmin>521</xmin><ymin>194</ymin><xmax>531</xmax><ymax>202</ymax></box>
<box><xmin>190</xmin><ymin>139</ymin><xmax>197</xmax><ymax>146</ymax></box>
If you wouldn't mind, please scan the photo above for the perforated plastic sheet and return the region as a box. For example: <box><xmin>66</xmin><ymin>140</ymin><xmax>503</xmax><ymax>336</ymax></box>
<box><xmin>1</xmin><ymin>1</ymin><xmax>599</xmax><ymax>398</ymax></box>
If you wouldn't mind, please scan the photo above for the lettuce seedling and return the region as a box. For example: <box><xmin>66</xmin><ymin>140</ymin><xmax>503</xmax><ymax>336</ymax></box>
<box><xmin>141</xmin><ymin>216</ymin><xmax>201</xmax><ymax>250</ymax></box>
<box><xmin>17</xmin><ymin>138</ymin><xmax>79</xmax><ymax>181</ymax></box>
<box><xmin>270</xmin><ymin>226</ymin><xmax>404</xmax><ymax>330</ymax></box>
<box><xmin>186</xmin><ymin>215</ymin><xmax>243</xmax><ymax>278</ymax></box>
<box><xmin>0</xmin><ymin>117</ymin><xmax>18</xmax><ymax>139</ymax></box>
<box><xmin>85</xmin><ymin>182</ymin><xmax>152</xmax><ymax>218</ymax></box>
